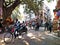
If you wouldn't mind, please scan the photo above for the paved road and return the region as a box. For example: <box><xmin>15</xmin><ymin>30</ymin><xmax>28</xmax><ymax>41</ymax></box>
<box><xmin>0</xmin><ymin>27</ymin><xmax>60</xmax><ymax>45</ymax></box>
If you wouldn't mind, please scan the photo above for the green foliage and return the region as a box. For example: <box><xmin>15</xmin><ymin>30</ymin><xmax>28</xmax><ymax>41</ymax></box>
<box><xmin>47</xmin><ymin>0</ymin><xmax>54</xmax><ymax>3</ymax></box>
<box><xmin>24</xmin><ymin>0</ymin><xmax>44</xmax><ymax>15</ymax></box>
<box><xmin>4</xmin><ymin>0</ymin><xmax>44</xmax><ymax>15</ymax></box>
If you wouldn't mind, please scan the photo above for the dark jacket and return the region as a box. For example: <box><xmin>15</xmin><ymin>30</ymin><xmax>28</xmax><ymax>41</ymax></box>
<box><xmin>0</xmin><ymin>23</ymin><xmax>3</xmax><ymax>28</ymax></box>
<box><xmin>45</xmin><ymin>22</ymin><xmax>49</xmax><ymax>27</ymax></box>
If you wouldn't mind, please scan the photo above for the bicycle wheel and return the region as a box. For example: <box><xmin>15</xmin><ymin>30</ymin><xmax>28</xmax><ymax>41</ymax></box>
<box><xmin>4</xmin><ymin>32</ymin><xmax>13</xmax><ymax>43</ymax></box>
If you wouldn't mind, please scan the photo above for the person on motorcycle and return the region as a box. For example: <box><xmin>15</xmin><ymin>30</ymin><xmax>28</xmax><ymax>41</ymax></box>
<box><xmin>35</xmin><ymin>21</ymin><xmax>40</xmax><ymax>31</ymax></box>
<box><xmin>14</xmin><ymin>19</ymin><xmax>21</xmax><ymax>38</ymax></box>
<box><xmin>14</xmin><ymin>19</ymin><xmax>20</xmax><ymax>30</ymax></box>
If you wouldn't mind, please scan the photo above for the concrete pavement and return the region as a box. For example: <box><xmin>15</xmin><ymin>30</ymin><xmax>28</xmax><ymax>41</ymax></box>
<box><xmin>0</xmin><ymin>27</ymin><xmax>60</xmax><ymax>45</ymax></box>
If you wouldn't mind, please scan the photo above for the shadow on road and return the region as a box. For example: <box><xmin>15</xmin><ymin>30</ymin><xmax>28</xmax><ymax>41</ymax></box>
<box><xmin>0</xmin><ymin>29</ymin><xmax>60</xmax><ymax>45</ymax></box>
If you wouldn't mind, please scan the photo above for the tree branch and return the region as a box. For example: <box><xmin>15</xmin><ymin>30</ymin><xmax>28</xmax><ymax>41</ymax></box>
<box><xmin>8</xmin><ymin>0</ymin><xmax>21</xmax><ymax>10</ymax></box>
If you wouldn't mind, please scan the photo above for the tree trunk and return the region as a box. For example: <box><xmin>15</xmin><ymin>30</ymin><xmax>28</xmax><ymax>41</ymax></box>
<box><xmin>2</xmin><ymin>0</ymin><xmax>21</xmax><ymax>22</ymax></box>
<box><xmin>3</xmin><ymin>8</ymin><xmax>12</xmax><ymax>21</ymax></box>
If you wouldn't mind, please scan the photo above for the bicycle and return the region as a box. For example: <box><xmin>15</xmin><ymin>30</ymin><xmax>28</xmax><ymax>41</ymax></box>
<box><xmin>4</xmin><ymin>26</ymin><xmax>14</xmax><ymax>43</ymax></box>
<box><xmin>4</xmin><ymin>25</ymin><xmax>27</xmax><ymax>43</ymax></box>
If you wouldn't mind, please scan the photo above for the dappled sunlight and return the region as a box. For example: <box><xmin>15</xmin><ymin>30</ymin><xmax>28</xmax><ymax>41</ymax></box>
<box><xmin>0</xmin><ymin>30</ymin><xmax>58</xmax><ymax>45</ymax></box>
<box><xmin>31</xmin><ymin>36</ymin><xmax>42</xmax><ymax>42</ymax></box>
<box><xmin>27</xmin><ymin>33</ymin><xmax>34</xmax><ymax>37</ymax></box>
<box><xmin>47</xmin><ymin>33</ymin><xmax>53</xmax><ymax>36</ymax></box>
<box><xmin>4</xmin><ymin>38</ymin><xmax>11</xmax><ymax>42</ymax></box>
<box><xmin>23</xmin><ymin>40</ymin><xmax>29</xmax><ymax>45</ymax></box>
<box><xmin>39</xmin><ymin>34</ymin><xmax>42</xmax><ymax>37</ymax></box>
<box><xmin>0</xmin><ymin>39</ymin><xmax>5</xmax><ymax>45</ymax></box>
<box><xmin>44</xmin><ymin>31</ymin><xmax>54</xmax><ymax>36</ymax></box>
<box><xmin>40</xmin><ymin>37</ymin><xmax>45</xmax><ymax>40</ymax></box>
<box><xmin>27</xmin><ymin>32</ymin><xmax>42</xmax><ymax>42</ymax></box>
<box><xmin>18</xmin><ymin>36</ymin><xmax>22</xmax><ymax>39</ymax></box>
<box><xmin>2</xmin><ymin>44</ymin><xmax>5</xmax><ymax>45</ymax></box>
<box><xmin>31</xmin><ymin>36</ymin><xmax>36</xmax><ymax>39</ymax></box>
<box><xmin>44</xmin><ymin>31</ymin><xmax>49</xmax><ymax>35</ymax></box>
<box><xmin>27</xmin><ymin>30</ymin><xmax>46</xmax><ymax>41</ymax></box>
<box><xmin>1</xmin><ymin>40</ymin><xmax>4</xmax><ymax>43</ymax></box>
<box><xmin>35</xmin><ymin>38</ymin><xmax>42</xmax><ymax>42</ymax></box>
<box><xmin>44</xmin><ymin>31</ymin><xmax>59</xmax><ymax>39</ymax></box>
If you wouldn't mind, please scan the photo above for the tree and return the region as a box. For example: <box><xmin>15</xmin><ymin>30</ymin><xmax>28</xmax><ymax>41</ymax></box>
<box><xmin>2</xmin><ymin>0</ymin><xmax>44</xmax><ymax>21</ymax></box>
<box><xmin>24</xmin><ymin>0</ymin><xmax>44</xmax><ymax>16</ymax></box>
<box><xmin>3</xmin><ymin>0</ymin><xmax>21</xmax><ymax>21</ymax></box>
<box><xmin>56</xmin><ymin>0</ymin><xmax>60</xmax><ymax>9</ymax></box>
<box><xmin>47</xmin><ymin>0</ymin><xmax>54</xmax><ymax>2</ymax></box>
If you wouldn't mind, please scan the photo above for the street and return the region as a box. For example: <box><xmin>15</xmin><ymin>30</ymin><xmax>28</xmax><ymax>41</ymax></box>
<box><xmin>0</xmin><ymin>27</ymin><xmax>60</xmax><ymax>45</ymax></box>
<box><xmin>0</xmin><ymin>0</ymin><xmax>60</xmax><ymax>45</ymax></box>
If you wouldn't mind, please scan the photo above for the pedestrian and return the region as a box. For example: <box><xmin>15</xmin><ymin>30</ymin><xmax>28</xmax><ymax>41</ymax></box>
<box><xmin>32</xmin><ymin>21</ymin><xmax>35</xmax><ymax>29</ymax></box>
<box><xmin>35</xmin><ymin>22</ymin><xmax>39</xmax><ymax>31</ymax></box>
<box><xmin>45</xmin><ymin>21</ymin><xmax>49</xmax><ymax>31</ymax></box>
<box><xmin>48</xmin><ymin>20</ymin><xmax>53</xmax><ymax>33</ymax></box>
